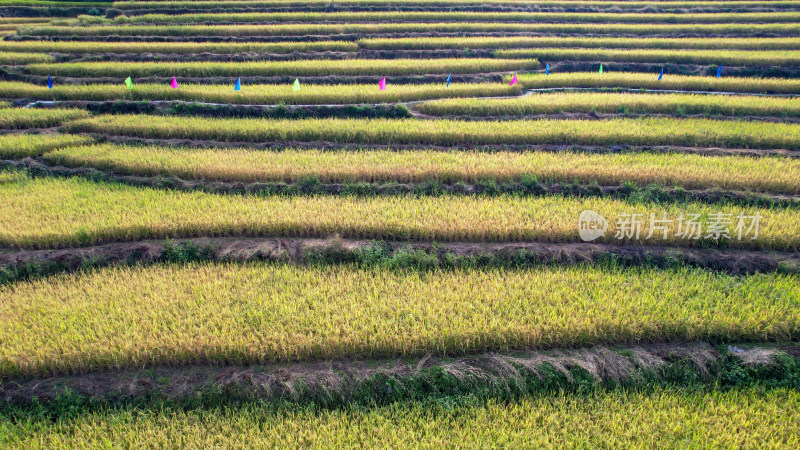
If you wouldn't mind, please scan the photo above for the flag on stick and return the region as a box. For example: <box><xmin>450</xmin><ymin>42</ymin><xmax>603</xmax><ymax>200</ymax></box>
<box><xmin>378</xmin><ymin>77</ymin><xmax>386</xmax><ymax>91</ymax></box>
<box><xmin>716</xmin><ymin>65</ymin><xmax>722</xmax><ymax>78</ymax></box>
<box><xmin>235</xmin><ymin>78</ymin><xmax>241</xmax><ymax>91</ymax></box>
<box><xmin>545</xmin><ymin>64</ymin><xmax>550</xmax><ymax>76</ymax></box>
<box><xmin>658</xmin><ymin>68</ymin><xmax>663</xmax><ymax>81</ymax></box>
<box><xmin>509</xmin><ymin>74</ymin><xmax>517</xmax><ymax>86</ymax></box>
<box><xmin>125</xmin><ymin>76</ymin><xmax>133</xmax><ymax>89</ymax></box>
<box><xmin>446</xmin><ymin>74</ymin><xmax>451</xmax><ymax>87</ymax></box>
<box><xmin>292</xmin><ymin>78</ymin><xmax>300</xmax><ymax>91</ymax></box>
<box><xmin>47</xmin><ymin>75</ymin><xmax>52</xmax><ymax>89</ymax></box>
<box><xmin>599</xmin><ymin>64</ymin><xmax>603</xmax><ymax>74</ymax></box>
<box><xmin>170</xmin><ymin>77</ymin><xmax>178</xmax><ymax>89</ymax></box>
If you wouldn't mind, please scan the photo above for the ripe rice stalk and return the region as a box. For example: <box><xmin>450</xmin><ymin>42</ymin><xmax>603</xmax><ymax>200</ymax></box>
<box><xmin>358</xmin><ymin>36</ymin><xmax>800</xmax><ymax>51</ymax></box>
<box><xmin>63</xmin><ymin>114</ymin><xmax>800</xmax><ymax>150</ymax></box>
<box><xmin>18</xmin><ymin>22</ymin><xmax>800</xmax><ymax>37</ymax></box>
<box><xmin>0</xmin><ymin>81</ymin><xmax>520</xmax><ymax>104</ymax></box>
<box><xmin>496</xmin><ymin>48</ymin><xmax>800</xmax><ymax>66</ymax></box>
<box><xmin>44</xmin><ymin>144</ymin><xmax>800</xmax><ymax>194</ymax></box>
<box><xmin>0</xmin><ymin>173</ymin><xmax>797</xmax><ymax>250</ymax></box>
<box><xmin>1</xmin><ymin>262</ymin><xmax>798</xmax><ymax>377</ymax></box>
<box><xmin>25</xmin><ymin>58</ymin><xmax>539</xmax><ymax>77</ymax></box>
<box><xmin>0</xmin><ymin>133</ymin><xmax>93</xmax><ymax>158</ymax></box>
<box><xmin>416</xmin><ymin>91</ymin><xmax>800</xmax><ymax>117</ymax></box>
<box><xmin>515</xmin><ymin>72</ymin><xmax>800</xmax><ymax>94</ymax></box>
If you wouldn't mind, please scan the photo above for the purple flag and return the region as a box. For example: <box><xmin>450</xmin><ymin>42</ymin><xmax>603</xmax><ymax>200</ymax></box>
<box><xmin>509</xmin><ymin>74</ymin><xmax>518</xmax><ymax>86</ymax></box>
<box><xmin>170</xmin><ymin>77</ymin><xmax>178</xmax><ymax>89</ymax></box>
<box><xmin>378</xmin><ymin>77</ymin><xmax>386</xmax><ymax>91</ymax></box>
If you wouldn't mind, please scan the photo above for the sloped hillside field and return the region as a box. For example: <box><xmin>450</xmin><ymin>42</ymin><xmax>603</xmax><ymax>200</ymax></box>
<box><xmin>1</xmin><ymin>1</ymin><xmax>799</xmax><ymax>447</ymax></box>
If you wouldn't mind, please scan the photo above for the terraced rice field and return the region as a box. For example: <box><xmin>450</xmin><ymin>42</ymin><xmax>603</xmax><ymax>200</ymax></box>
<box><xmin>1</xmin><ymin>0</ymin><xmax>798</xmax><ymax>446</ymax></box>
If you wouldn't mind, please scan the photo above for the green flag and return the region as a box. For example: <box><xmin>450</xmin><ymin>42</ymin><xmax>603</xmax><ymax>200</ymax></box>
<box><xmin>599</xmin><ymin>64</ymin><xmax>603</xmax><ymax>74</ymax></box>
<box><xmin>292</xmin><ymin>78</ymin><xmax>300</xmax><ymax>92</ymax></box>
<box><xmin>124</xmin><ymin>76</ymin><xmax>132</xmax><ymax>89</ymax></box>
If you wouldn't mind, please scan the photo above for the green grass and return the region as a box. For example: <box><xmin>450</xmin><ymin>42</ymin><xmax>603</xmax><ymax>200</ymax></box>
<box><xmin>26</xmin><ymin>58</ymin><xmax>538</xmax><ymax>77</ymax></box>
<box><xmin>1</xmin><ymin>262</ymin><xmax>798</xmax><ymax>377</ymax></box>
<box><xmin>359</xmin><ymin>36</ymin><xmax>800</xmax><ymax>51</ymax></box>
<box><xmin>1</xmin><ymin>173</ymin><xmax>797</xmax><ymax>250</ymax></box>
<box><xmin>516</xmin><ymin>72</ymin><xmax>800</xmax><ymax>94</ymax></box>
<box><xmin>0</xmin><ymin>133</ymin><xmax>93</xmax><ymax>158</ymax></box>
<box><xmin>497</xmin><ymin>48</ymin><xmax>800</xmax><ymax>66</ymax></box>
<box><xmin>0</xmin><ymin>108</ymin><xmax>90</xmax><ymax>129</ymax></box>
<box><xmin>416</xmin><ymin>91</ymin><xmax>800</xmax><ymax>118</ymax></box>
<box><xmin>110</xmin><ymin>11</ymin><xmax>800</xmax><ymax>24</ymax></box>
<box><xmin>19</xmin><ymin>22</ymin><xmax>800</xmax><ymax>37</ymax></box>
<box><xmin>63</xmin><ymin>114</ymin><xmax>800</xmax><ymax>150</ymax></box>
<box><xmin>45</xmin><ymin>144</ymin><xmax>800</xmax><ymax>194</ymax></box>
<box><xmin>0</xmin><ymin>81</ymin><xmax>519</xmax><ymax>105</ymax></box>
<box><xmin>0</xmin><ymin>40</ymin><xmax>358</xmax><ymax>54</ymax></box>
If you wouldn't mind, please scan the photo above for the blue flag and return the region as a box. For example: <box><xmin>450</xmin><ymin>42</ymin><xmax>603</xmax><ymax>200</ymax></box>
<box><xmin>716</xmin><ymin>65</ymin><xmax>722</xmax><ymax>78</ymax></box>
<box><xmin>235</xmin><ymin>78</ymin><xmax>241</xmax><ymax>91</ymax></box>
<box><xmin>446</xmin><ymin>74</ymin><xmax>451</xmax><ymax>87</ymax></box>
<box><xmin>47</xmin><ymin>75</ymin><xmax>52</xmax><ymax>89</ymax></box>
<box><xmin>545</xmin><ymin>64</ymin><xmax>550</xmax><ymax>76</ymax></box>
<box><xmin>658</xmin><ymin>68</ymin><xmax>663</xmax><ymax>80</ymax></box>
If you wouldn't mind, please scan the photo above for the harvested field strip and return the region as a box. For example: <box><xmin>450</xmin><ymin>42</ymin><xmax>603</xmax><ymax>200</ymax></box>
<box><xmin>497</xmin><ymin>48</ymin><xmax>800</xmax><ymax>66</ymax></box>
<box><xmin>0</xmin><ymin>134</ymin><xmax>92</xmax><ymax>158</ymax></box>
<box><xmin>44</xmin><ymin>144</ymin><xmax>800</xmax><ymax>194</ymax></box>
<box><xmin>64</xmin><ymin>114</ymin><xmax>800</xmax><ymax>150</ymax></box>
<box><xmin>0</xmin><ymin>52</ymin><xmax>52</xmax><ymax>65</ymax></box>
<box><xmin>4</xmin><ymin>388</ymin><xmax>798</xmax><ymax>447</ymax></box>
<box><xmin>110</xmin><ymin>12</ymin><xmax>800</xmax><ymax>25</ymax></box>
<box><xmin>0</xmin><ymin>82</ymin><xmax>519</xmax><ymax>105</ymax></box>
<box><xmin>416</xmin><ymin>91</ymin><xmax>800</xmax><ymax>118</ymax></box>
<box><xmin>26</xmin><ymin>59</ymin><xmax>538</xmax><ymax>77</ymax></box>
<box><xmin>359</xmin><ymin>36</ymin><xmax>800</xmax><ymax>51</ymax></box>
<box><xmin>3</xmin><ymin>388</ymin><xmax>799</xmax><ymax>446</ymax></box>
<box><xmin>19</xmin><ymin>23</ymin><xmax>800</xmax><ymax>37</ymax></box>
<box><xmin>0</xmin><ymin>174</ymin><xmax>797</xmax><ymax>250</ymax></box>
<box><xmin>0</xmin><ymin>40</ymin><xmax>358</xmax><ymax>54</ymax></box>
<box><xmin>1</xmin><ymin>261</ymin><xmax>799</xmax><ymax>377</ymax></box>
<box><xmin>516</xmin><ymin>72</ymin><xmax>800</xmax><ymax>94</ymax></box>
<box><xmin>0</xmin><ymin>108</ymin><xmax>89</xmax><ymax>129</ymax></box>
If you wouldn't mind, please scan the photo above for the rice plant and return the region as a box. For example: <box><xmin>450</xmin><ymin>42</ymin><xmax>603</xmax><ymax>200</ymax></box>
<box><xmin>25</xmin><ymin>58</ymin><xmax>539</xmax><ymax>77</ymax></box>
<box><xmin>63</xmin><ymin>114</ymin><xmax>800</xmax><ymax>150</ymax></box>
<box><xmin>46</xmin><ymin>144</ymin><xmax>800</xmax><ymax>194</ymax></box>
<box><xmin>0</xmin><ymin>173</ymin><xmax>797</xmax><ymax>249</ymax></box>
<box><xmin>1</xmin><ymin>261</ymin><xmax>798</xmax><ymax>376</ymax></box>
<box><xmin>416</xmin><ymin>91</ymin><xmax>800</xmax><ymax>118</ymax></box>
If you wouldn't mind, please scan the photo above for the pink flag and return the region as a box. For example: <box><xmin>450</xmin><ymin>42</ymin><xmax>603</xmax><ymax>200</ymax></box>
<box><xmin>170</xmin><ymin>77</ymin><xmax>178</xmax><ymax>89</ymax></box>
<box><xmin>378</xmin><ymin>77</ymin><xmax>386</xmax><ymax>91</ymax></box>
<box><xmin>509</xmin><ymin>74</ymin><xmax>517</xmax><ymax>86</ymax></box>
